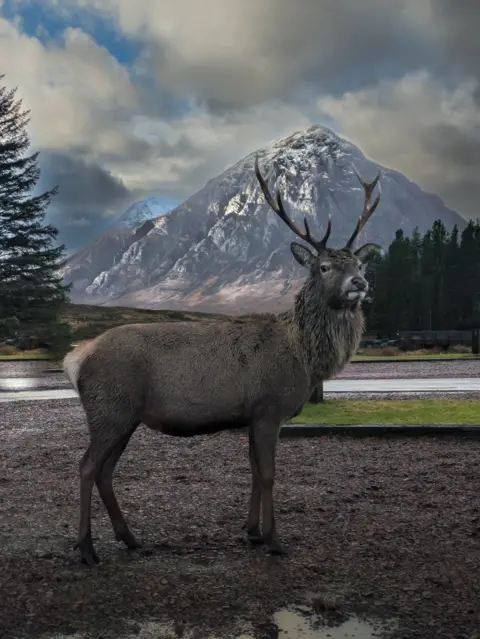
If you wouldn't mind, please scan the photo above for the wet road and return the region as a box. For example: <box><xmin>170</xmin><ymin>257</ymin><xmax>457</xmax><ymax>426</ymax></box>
<box><xmin>2</xmin><ymin>376</ymin><xmax>480</xmax><ymax>403</ymax></box>
<box><xmin>1</xmin><ymin>358</ymin><xmax>479</xmax><ymax>402</ymax></box>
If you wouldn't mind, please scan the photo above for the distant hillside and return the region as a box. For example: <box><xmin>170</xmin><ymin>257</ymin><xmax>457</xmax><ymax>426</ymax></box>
<box><xmin>61</xmin><ymin>303</ymin><xmax>225</xmax><ymax>342</ymax></box>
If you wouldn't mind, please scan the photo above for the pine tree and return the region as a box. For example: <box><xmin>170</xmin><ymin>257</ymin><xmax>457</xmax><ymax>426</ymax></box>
<box><xmin>457</xmin><ymin>220</ymin><xmax>480</xmax><ymax>328</ymax></box>
<box><xmin>373</xmin><ymin>230</ymin><xmax>417</xmax><ymax>334</ymax></box>
<box><xmin>0</xmin><ymin>75</ymin><xmax>71</xmax><ymax>350</ymax></box>
<box><xmin>409</xmin><ymin>227</ymin><xmax>423</xmax><ymax>330</ymax></box>
<box><xmin>362</xmin><ymin>250</ymin><xmax>383</xmax><ymax>333</ymax></box>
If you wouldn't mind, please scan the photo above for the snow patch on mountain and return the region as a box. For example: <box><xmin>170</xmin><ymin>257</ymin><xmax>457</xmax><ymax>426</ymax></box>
<box><xmin>114</xmin><ymin>196</ymin><xmax>177</xmax><ymax>229</ymax></box>
<box><xmin>63</xmin><ymin>124</ymin><xmax>465</xmax><ymax>313</ymax></box>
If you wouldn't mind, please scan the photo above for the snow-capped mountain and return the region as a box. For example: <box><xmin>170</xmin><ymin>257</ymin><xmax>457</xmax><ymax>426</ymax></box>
<box><xmin>62</xmin><ymin>125</ymin><xmax>464</xmax><ymax>314</ymax></box>
<box><xmin>114</xmin><ymin>196</ymin><xmax>177</xmax><ymax>229</ymax></box>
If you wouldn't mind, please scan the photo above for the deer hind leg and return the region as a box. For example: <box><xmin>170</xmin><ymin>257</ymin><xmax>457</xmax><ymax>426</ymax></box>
<box><xmin>75</xmin><ymin>420</ymin><xmax>138</xmax><ymax>565</ymax></box>
<box><xmin>244</xmin><ymin>427</ymin><xmax>263</xmax><ymax>545</ymax></box>
<box><xmin>75</xmin><ymin>440</ymin><xmax>105</xmax><ymax>565</ymax></box>
<box><xmin>95</xmin><ymin>424</ymin><xmax>140</xmax><ymax>550</ymax></box>
<box><xmin>252</xmin><ymin>420</ymin><xmax>286</xmax><ymax>556</ymax></box>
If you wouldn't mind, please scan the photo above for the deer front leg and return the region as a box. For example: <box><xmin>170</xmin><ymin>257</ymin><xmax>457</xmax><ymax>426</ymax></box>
<box><xmin>252</xmin><ymin>421</ymin><xmax>287</xmax><ymax>556</ymax></box>
<box><xmin>245</xmin><ymin>428</ymin><xmax>263</xmax><ymax>545</ymax></box>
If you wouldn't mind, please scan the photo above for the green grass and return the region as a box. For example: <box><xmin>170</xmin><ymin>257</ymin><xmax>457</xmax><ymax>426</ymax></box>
<box><xmin>291</xmin><ymin>399</ymin><xmax>480</xmax><ymax>425</ymax></box>
<box><xmin>0</xmin><ymin>350</ymin><xmax>53</xmax><ymax>361</ymax></box>
<box><xmin>2</xmin><ymin>349</ymin><xmax>476</xmax><ymax>362</ymax></box>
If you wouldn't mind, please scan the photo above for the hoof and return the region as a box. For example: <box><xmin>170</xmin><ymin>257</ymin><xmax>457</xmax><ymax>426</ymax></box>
<box><xmin>246</xmin><ymin>525</ymin><xmax>264</xmax><ymax>546</ymax></box>
<box><xmin>266</xmin><ymin>540</ymin><xmax>288</xmax><ymax>556</ymax></box>
<box><xmin>116</xmin><ymin>531</ymin><xmax>142</xmax><ymax>550</ymax></box>
<box><xmin>74</xmin><ymin>535</ymin><xmax>100</xmax><ymax>565</ymax></box>
<box><xmin>80</xmin><ymin>551</ymin><xmax>100</xmax><ymax>566</ymax></box>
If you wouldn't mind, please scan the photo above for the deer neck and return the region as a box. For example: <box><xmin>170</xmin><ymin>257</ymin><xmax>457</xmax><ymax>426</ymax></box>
<box><xmin>290</xmin><ymin>278</ymin><xmax>365</xmax><ymax>386</ymax></box>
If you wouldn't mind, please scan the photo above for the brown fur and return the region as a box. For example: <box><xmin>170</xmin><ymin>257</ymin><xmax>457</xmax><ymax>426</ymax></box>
<box><xmin>64</xmin><ymin>160</ymin><xmax>382</xmax><ymax>564</ymax></box>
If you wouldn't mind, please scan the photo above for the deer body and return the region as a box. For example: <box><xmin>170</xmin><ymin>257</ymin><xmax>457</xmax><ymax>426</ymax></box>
<box><xmin>70</xmin><ymin>316</ymin><xmax>310</xmax><ymax>437</ymax></box>
<box><xmin>65</xmin><ymin>156</ymin><xmax>382</xmax><ymax>565</ymax></box>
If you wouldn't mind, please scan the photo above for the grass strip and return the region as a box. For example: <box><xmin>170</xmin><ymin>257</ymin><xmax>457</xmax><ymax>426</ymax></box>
<box><xmin>292</xmin><ymin>399</ymin><xmax>480</xmax><ymax>425</ymax></box>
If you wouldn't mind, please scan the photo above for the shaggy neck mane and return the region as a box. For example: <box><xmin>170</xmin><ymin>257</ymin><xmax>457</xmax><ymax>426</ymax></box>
<box><xmin>284</xmin><ymin>276</ymin><xmax>365</xmax><ymax>386</ymax></box>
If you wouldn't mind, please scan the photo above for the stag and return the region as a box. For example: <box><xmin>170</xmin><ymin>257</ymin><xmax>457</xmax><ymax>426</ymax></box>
<box><xmin>63</xmin><ymin>155</ymin><xmax>382</xmax><ymax>564</ymax></box>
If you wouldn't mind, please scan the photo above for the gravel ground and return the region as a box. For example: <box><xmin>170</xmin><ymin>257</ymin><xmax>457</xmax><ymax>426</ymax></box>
<box><xmin>339</xmin><ymin>360</ymin><xmax>480</xmax><ymax>380</ymax></box>
<box><xmin>324</xmin><ymin>391</ymin><xmax>480</xmax><ymax>401</ymax></box>
<box><xmin>0</xmin><ymin>361</ymin><xmax>56</xmax><ymax>378</ymax></box>
<box><xmin>1</xmin><ymin>400</ymin><xmax>479</xmax><ymax>639</ymax></box>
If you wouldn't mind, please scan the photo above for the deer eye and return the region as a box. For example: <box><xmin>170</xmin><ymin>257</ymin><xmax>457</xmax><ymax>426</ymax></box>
<box><xmin>320</xmin><ymin>263</ymin><xmax>331</xmax><ymax>273</ymax></box>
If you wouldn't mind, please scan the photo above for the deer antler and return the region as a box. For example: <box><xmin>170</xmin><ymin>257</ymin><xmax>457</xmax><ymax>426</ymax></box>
<box><xmin>344</xmin><ymin>164</ymin><xmax>382</xmax><ymax>249</ymax></box>
<box><xmin>254</xmin><ymin>156</ymin><xmax>331</xmax><ymax>251</ymax></box>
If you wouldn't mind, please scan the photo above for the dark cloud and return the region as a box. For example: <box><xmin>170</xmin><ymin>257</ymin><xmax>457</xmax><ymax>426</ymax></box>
<box><xmin>144</xmin><ymin>0</ymin><xmax>428</xmax><ymax>112</ymax></box>
<box><xmin>420</xmin><ymin>124</ymin><xmax>480</xmax><ymax>219</ymax></box>
<box><xmin>421</xmin><ymin>124</ymin><xmax>480</xmax><ymax>169</ymax></box>
<box><xmin>42</xmin><ymin>151</ymin><xmax>130</xmax><ymax>208</ymax></box>
<box><xmin>434</xmin><ymin>176</ymin><xmax>480</xmax><ymax>222</ymax></box>
<box><xmin>38</xmin><ymin>151</ymin><xmax>140</xmax><ymax>252</ymax></box>
<box><xmin>429</xmin><ymin>0</ymin><xmax>480</xmax><ymax>76</ymax></box>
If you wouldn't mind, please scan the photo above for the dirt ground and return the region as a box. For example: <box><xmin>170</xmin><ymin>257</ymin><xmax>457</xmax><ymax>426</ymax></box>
<box><xmin>1</xmin><ymin>400</ymin><xmax>480</xmax><ymax>639</ymax></box>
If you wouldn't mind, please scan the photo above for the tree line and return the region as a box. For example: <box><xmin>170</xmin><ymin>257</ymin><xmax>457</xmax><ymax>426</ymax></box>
<box><xmin>363</xmin><ymin>219</ymin><xmax>480</xmax><ymax>334</ymax></box>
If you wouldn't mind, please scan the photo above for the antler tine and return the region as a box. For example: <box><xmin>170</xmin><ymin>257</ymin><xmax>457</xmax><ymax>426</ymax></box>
<box><xmin>321</xmin><ymin>214</ymin><xmax>332</xmax><ymax>246</ymax></box>
<box><xmin>254</xmin><ymin>155</ymin><xmax>329</xmax><ymax>251</ymax></box>
<box><xmin>345</xmin><ymin>164</ymin><xmax>382</xmax><ymax>249</ymax></box>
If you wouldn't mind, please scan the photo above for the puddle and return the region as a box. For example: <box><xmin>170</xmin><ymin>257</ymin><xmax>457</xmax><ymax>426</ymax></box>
<box><xmin>272</xmin><ymin>608</ymin><xmax>387</xmax><ymax>638</ymax></box>
<box><xmin>0</xmin><ymin>377</ymin><xmax>39</xmax><ymax>390</ymax></box>
<box><xmin>130</xmin><ymin>610</ymin><xmax>393</xmax><ymax>639</ymax></box>
<box><xmin>38</xmin><ymin>608</ymin><xmax>394</xmax><ymax>639</ymax></box>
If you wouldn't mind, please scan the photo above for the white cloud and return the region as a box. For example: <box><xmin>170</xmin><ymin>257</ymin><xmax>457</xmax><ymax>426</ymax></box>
<box><xmin>0</xmin><ymin>18</ymin><xmax>137</xmax><ymax>153</ymax></box>
<box><xmin>0</xmin><ymin>15</ymin><xmax>312</xmax><ymax>198</ymax></box>
<box><xmin>13</xmin><ymin>0</ymin><xmax>416</xmax><ymax>107</ymax></box>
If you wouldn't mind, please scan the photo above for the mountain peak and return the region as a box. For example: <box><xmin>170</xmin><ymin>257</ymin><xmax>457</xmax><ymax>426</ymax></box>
<box><xmin>114</xmin><ymin>196</ymin><xmax>177</xmax><ymax>230</ymax></box>
<box><xmin>63</xmin><ymin>125</ymin><xmax>464</xmax><ymax>314</ymax></box>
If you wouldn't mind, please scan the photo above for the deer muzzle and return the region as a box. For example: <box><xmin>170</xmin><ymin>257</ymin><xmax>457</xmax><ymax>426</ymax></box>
<box><xmin>344</xmin><ymin>275</ymin><xmax>368</xmax><ymax>301</ymax></box>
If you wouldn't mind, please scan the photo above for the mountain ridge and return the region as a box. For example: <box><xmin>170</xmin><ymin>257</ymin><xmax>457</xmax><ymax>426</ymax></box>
<box><xmin>61</xmin><ymin>125</ymin><xmax>464</xmax><ymax>314</ymax></box>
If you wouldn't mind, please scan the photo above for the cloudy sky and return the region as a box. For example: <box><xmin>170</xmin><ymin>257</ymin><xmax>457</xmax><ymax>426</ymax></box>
<box><xmin>1</xmin><ymin>0</ymin><xmax>479</xmax><ymax>251</ymax></box>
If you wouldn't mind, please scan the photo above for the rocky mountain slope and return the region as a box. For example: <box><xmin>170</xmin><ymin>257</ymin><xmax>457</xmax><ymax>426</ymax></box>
<box><xmin>62</xmin><ymin>125</ymin><xmax>464</xmax><ymax>314</ymax></box>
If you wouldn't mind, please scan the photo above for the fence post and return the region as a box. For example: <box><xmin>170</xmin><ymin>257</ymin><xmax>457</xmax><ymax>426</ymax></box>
<box><xmin>310</xmin><ymin>381</ymin><xmax>324</xmax><ymax>403</ymax></box>
<box><xmin>472</xmin><ymin>329</ymin><xmax>480</xmax><ymax>355</ymax></box>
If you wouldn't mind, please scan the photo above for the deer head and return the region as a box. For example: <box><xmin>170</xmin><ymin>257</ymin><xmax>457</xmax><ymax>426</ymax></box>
<box><xmin>254</xmin><ymin>156</ymin><xmax>383</xmax><ymax>310</ymax></box>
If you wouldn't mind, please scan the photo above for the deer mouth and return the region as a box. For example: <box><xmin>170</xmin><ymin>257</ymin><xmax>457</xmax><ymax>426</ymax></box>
<box><xmin>346</xmin><ymin>290</ymin><xmax>366</xmax><ymax>301</ymax></box>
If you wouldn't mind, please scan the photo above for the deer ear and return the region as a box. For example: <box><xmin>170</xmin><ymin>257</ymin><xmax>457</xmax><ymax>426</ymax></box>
<box><xmin>354</xmin><ymin>243</ymin><xmax>383</xmax><ymax>264</ymax></box>
<box><xmin>291</xmin><ymin>242</ymin><xmax>315</xmax><ymax>268</ymax></box>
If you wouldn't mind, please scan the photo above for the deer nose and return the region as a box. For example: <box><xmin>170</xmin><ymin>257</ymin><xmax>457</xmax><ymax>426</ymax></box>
<box><xmin>351</xmin><ymin>276</ymin><xmax>367</xmax><ymax>291</ymax></box>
